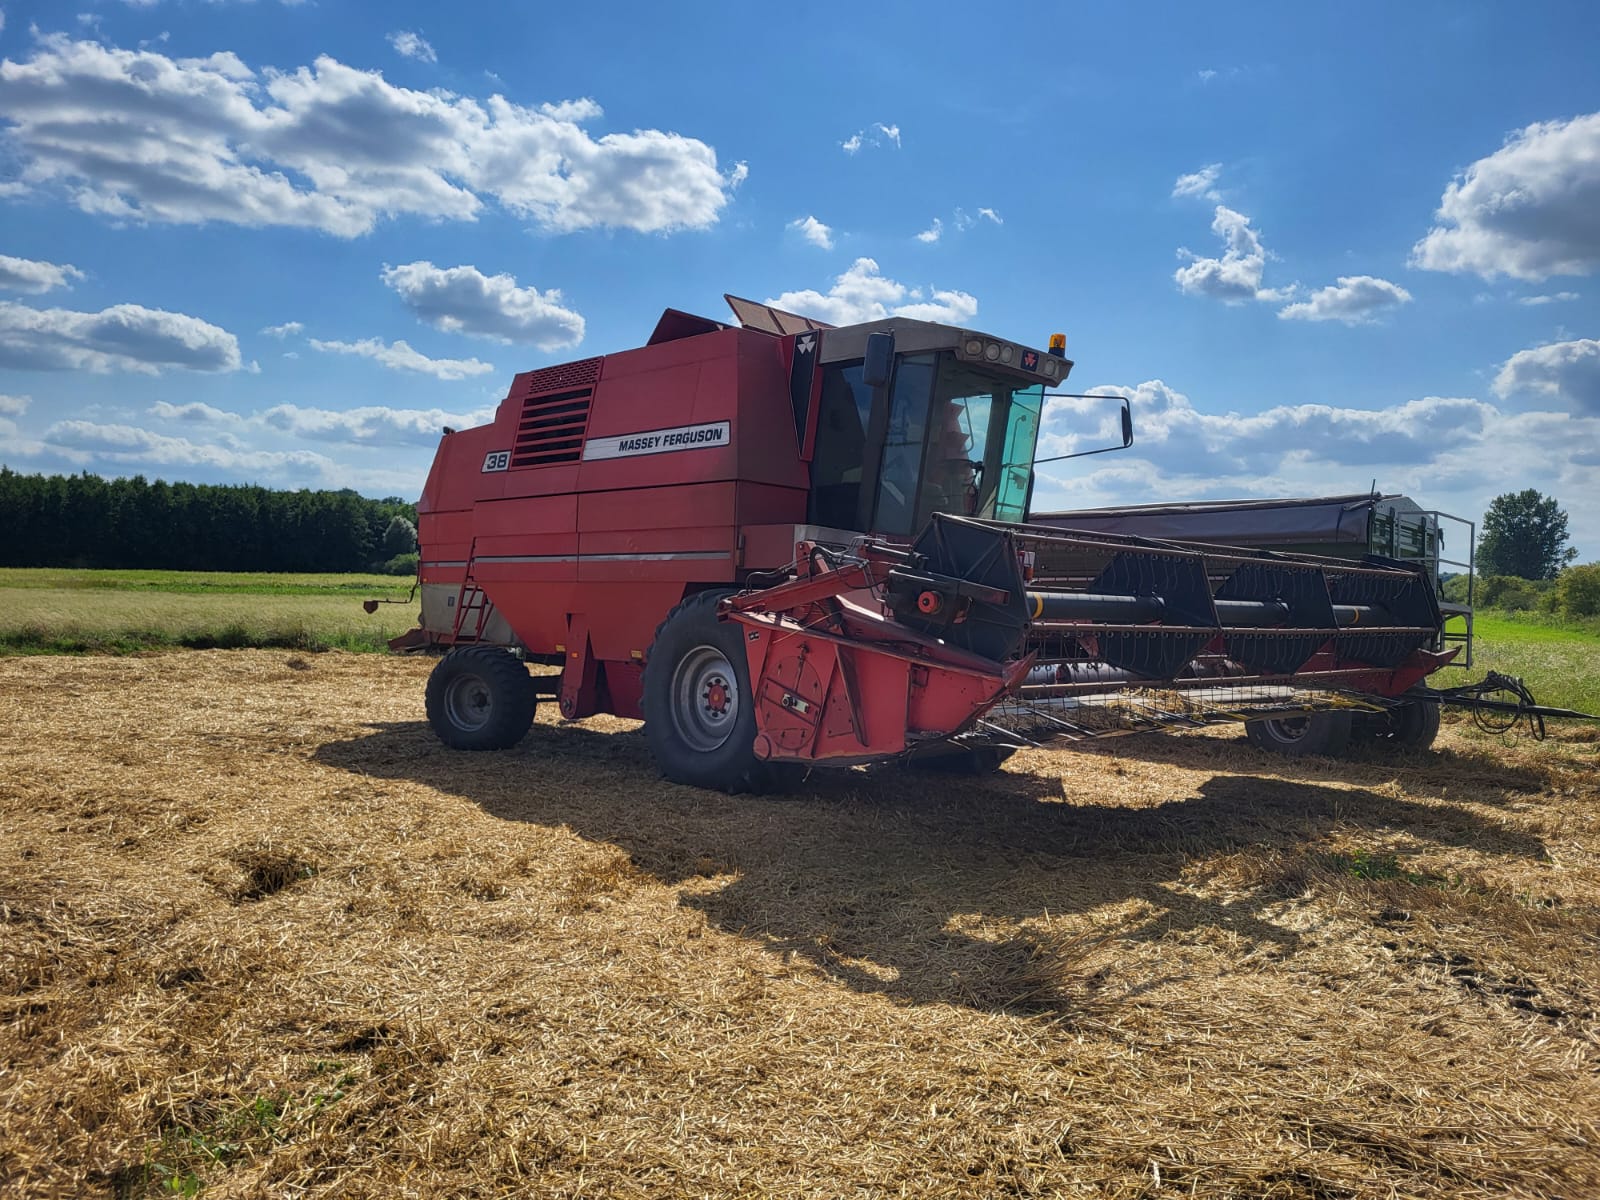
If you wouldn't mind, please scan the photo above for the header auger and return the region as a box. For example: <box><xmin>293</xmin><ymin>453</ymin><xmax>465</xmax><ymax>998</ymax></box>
<box><xmin>397</xmin><ymin>297</ymin><xmax>1593</xmax><ymax>789</ymax></box>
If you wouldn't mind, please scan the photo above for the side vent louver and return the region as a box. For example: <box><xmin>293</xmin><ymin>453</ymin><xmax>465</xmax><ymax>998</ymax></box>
<box><xmin>511</xmin><ymin>357</ymin><xmax>601</xmax><ymax>468</ymax></box>
<box><xmin>512</xmin><ymin>387</ymin><xmax>592</xmax><ymax>467</ymax></box>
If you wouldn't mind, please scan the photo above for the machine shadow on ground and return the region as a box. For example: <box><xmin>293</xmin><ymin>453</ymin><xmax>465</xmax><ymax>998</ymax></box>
<box><xmin>1071</xmin><ymin>728</ymin><xmax>1555</xmax><ymax>801</ymax></box>
<box><xmin>315</xmin><ymin>719</ymin><xmax>1549</xmax><ymax>1014</ymax></box>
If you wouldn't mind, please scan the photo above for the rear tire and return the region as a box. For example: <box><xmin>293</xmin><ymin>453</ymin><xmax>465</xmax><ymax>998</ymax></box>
<box><xmin>425</xmin><ymin>645</ymin><xmax>537</xmax><ymax>750</ymax></box>
<box><xmin>642</xmin><ymin>591</ymin><xmax>768</xmax><ymax>792</ymax></box>
<box><xmin>1356</xmin><ymin>699</ymin><xmax>1441</xmax><ymax>750</ymax></box>
<box><xmin>1244</xmin><ymin>711</ymin><xmax>1353</xmax><ymax>758</ymax></box>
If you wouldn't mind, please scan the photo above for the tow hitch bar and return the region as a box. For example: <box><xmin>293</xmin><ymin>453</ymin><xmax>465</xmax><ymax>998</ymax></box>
<box><xmin>1416</xmin><ymin>671</ymin><xmax>1600</xmax><ymax>740</ymax></box>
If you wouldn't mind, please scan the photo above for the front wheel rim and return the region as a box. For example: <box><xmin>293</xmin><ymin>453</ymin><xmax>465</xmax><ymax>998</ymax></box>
<box><xmin>669</xmin><ymin>645</ymin><xmax>740</xmax><ymax>752</ymax></box>
<box><xmin>444</xmin><ymin>674</ymin><xmax>494</xmax><ymax>731</ymax></box>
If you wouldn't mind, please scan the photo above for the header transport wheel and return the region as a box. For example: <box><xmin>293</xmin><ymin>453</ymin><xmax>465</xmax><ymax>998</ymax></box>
<box><xmin>425</xmin><ymin>645</ymin><xmax>538</xmax><ymax>751</ymax></box>
<box><xmin>1355</xmin><ymin>698</ymin><xmax>1442</xmax><ymax>751</ymax></box>
<box><xmin>642</xmin><ymin>590</ymin><xmax>769</xmax><ymax>792</ymax></box>
<box><xmin>1244</xmin><ymin>711</ymin><xmax>1353</xmax><ymax>758</ymax></box>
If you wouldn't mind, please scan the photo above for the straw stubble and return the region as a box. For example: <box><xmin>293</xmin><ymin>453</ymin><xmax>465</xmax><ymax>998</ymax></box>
<box><xmin>1</xmin><ymin>651</ymin><xmax>1596</xmax><ymax>1197</ymax></box>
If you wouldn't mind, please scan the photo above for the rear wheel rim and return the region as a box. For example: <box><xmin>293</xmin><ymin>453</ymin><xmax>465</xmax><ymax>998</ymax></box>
<box><xmin>1265</xmin><ymin>717</ymin><xmax>1310</xmax><ymax>743</ymax></box>
<box><xmin>670</xmin><ymin>645</ymin><xmax>740</xmax><ymax>752</ymax></box>
<box><xmin>444</xmin><ymin>673</ymin><xmax>494</xmax><ymax>731</ymax></box>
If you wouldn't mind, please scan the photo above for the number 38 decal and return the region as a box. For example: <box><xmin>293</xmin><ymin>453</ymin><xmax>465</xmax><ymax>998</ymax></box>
<box><xmin>482</xmin><ymin>450</ymin><xmax>511</xmax><ymax>472</ymax></box>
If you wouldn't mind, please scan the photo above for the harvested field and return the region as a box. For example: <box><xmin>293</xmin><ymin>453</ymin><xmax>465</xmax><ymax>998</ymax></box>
<box><xmin>2</xmin><ymin>651</ymin><xmax>1598</xmax><ymax>1198</ymax></box>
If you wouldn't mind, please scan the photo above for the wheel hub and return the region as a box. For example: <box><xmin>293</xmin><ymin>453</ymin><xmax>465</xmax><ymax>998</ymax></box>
<box><xmin>670</xmin><ymin>645</ymin><xmax>741</xmax><ymax>752</ymax></box>
<box><xmin>444</xmin><ymin>675</ymin><xmax>493</xmax><ymax>731</ymax></box>
<box><xmin>1266</xmin><ymin>716</ymin><xmax>1310</xmax><ymax>741</ymax></box>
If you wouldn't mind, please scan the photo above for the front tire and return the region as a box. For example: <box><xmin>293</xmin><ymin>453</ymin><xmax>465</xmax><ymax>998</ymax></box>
<box><xmin>425</xmin><ymin>645</ymin><xmax>537</xmax><ymax>750</ymax></box>
<box><xmin>642</xmin><ymin>591</ymin><xmax>767</xmax><ymax>791</ymax></box>
<box><xmin>1244</xmin><ymin>711</ymin><xmax>1353</xmax><ymax>758</ymax></box>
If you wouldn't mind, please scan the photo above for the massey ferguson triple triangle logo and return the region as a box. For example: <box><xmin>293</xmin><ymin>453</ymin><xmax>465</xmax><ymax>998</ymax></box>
<box><xmin>582</xmin><ymin>420</ymin><xmax>731</xmax><ymax>461</ymax></box>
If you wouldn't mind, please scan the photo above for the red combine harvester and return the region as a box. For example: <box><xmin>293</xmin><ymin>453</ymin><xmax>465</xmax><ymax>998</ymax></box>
<box><xmin>395</xmin><ymin>296</ymin><xmax>1589</xmax><ymax>789</ymax></box>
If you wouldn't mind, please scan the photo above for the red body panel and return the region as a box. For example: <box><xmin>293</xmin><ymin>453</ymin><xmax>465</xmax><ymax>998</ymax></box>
<box><xmin>417</xmin><ymin>324</ymin><xmax>812</xmax><ymax>719</ymax></box>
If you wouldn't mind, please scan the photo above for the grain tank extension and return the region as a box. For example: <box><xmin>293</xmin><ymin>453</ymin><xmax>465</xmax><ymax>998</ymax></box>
<box><xmin>396</xmin><ymin>298</ymin><xmax>1591</xmax><ymax>789</ymax></box>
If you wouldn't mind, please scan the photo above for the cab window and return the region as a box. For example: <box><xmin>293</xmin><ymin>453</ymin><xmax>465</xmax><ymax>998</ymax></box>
<box><xmin>809</xmin><ymin>362</ymin><xmax>874</xmax><ymax>529</ymax></box>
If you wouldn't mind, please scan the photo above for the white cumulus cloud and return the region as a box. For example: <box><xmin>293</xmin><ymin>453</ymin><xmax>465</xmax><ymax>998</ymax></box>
<box><xmin>841</xmin><ymin>122</ymin><xmax>901</xmax><ymax>155</ymax></box>
<box><xmin>1040</xmin><ymin>381</ymin><xmax>1493</xmax><ymax>475</ymax></box>
<box><xmin>261</xmin><ymin>321</ymin><xmax>303</xmax><ymax>337</ymax></box>
<box><xmin>1411</xmin><ymin>112</ymin><xmax>1600</xmax><ymax>281</ymax></box>
<box><xmin>767</xmin><ymin>258</ymin><xmax>977</xmax><ymax>326</ymax></box>
<box><xmin>1171</xmin><ymin>164</ymin><xmax>1222</xmax><ymax>202</ymax></box>
<box><xmin>387</xmin><ymin>31</ymin><xmax>436</xmax><ymax>64</ymax></box>
<box><xmin>1517</xmin><ymin>292</ymin><xmax>1580</xmax><ymax>306</ymax></box>
<box><xmin>917</xmin><ymin>208</ymin><xmax>1001</xmax><ymax>243</ymax></box>
<box><xmin>0</xmin><ymin>393</ymin><xmax>29</xmax><ymax>417</ymax></box>
<box><xmin>0</xmin><ymin>35</ymin><xmax>741</xmax><ymax>238</ymax></box>
<box><xmin>787</xmin><ymin>215</ymin><xmax>834</xmax><ymax>250</ymax></box>
<box><xmin>43</xmin><ymin>420</ymin><xmax>336</xmax><ymax>475</ymax></box>
<box><xmin>1029</xmin><ymin>378</ymin><xmax>1600</xmax><ymax>556</ymax></box>
<box><xmin>1278</xmin><ymin>275</ymin><xmax>1413</xmax><ymax>325</ymax></box>
<box><xmin>1174</xmin><ymin>206</ymin><xmax>1289</xmax><ymax>304</ymax></box>
<box><xmin>0</xmin><ymin>299</ymin><xmax>241</xmax><ymax>373</ymax></box>
<box><xmin>0</xmin><ymin>253</ymin><xmax>84</xmax><ymax>293</ymax></box>
<box><xmin>1493</xmin><ymin>338</ymin><xmax>1600</xmax><ymax>414</ymax></box>
<box><xmin>149</xmin><ymin>400</ymin><xmax>242</xmax><ymax>424</ymax></box>
<box><xmin>260</xmin><ymin>403</ymin><xmax>497</xmax><ymax>445</ymax></box>
<box><xmin>379</xmin><ymin>261</ymin><xmax>585</xmax><ymax>349</ymax></box>
<box><xmin>147</xmin><ymin>397</ymin><xmax>496</xmax><ymax>447</ymax></box>
<box><xmin>308</xmin><ymin>336</ymin><xmax>495</xmax><ymax>380</ymax></box>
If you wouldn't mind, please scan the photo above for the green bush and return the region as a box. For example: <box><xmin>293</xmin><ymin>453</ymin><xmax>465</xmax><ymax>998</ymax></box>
<box><xmin>383</xmin><ymin>515</ymin><xmax>418</xmax><ymax>557</ymax></box>
<box><xmin>1476</xmin><ymin>574</ymin><xmax>1553</xmax><ymax>612</ymax></box>
<box><xmin>1557</xmin><ymin>563</ymin><xmax>1600</xmax><ymax>618</ymax></box>
<box><xmin>380</xmin><ymin>553</ymin><xmax>419</xmax><ymax>577</ymax></box>
<box><xmin>1440</xmin><ymin>574</ymin><xmax>1472</xmax><ymax>604</ymax></box>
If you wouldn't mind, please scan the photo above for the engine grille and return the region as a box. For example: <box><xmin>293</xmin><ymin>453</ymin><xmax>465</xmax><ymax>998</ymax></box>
<box><xmin>512</xmin><ymin>386</ymin><xmax>593</xmax><ymax>468</ymax></box>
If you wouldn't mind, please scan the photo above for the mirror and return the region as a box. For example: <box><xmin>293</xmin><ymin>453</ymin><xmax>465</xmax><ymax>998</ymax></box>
<box><xmin>862</xmin><ymin>333</ymin><xmax>895</xmax><ymax>388</ymax></box>
<box><xmin>1031</xmin><ymin>392</ymin><xmax>1138</xmax><ymax>466</ymax></box>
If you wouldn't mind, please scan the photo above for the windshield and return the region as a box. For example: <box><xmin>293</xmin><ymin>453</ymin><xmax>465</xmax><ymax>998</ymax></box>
<box><xmin>920</xmin><ymin>356</ymin><xmax>1043</xmax><ymax>528</ymax></box>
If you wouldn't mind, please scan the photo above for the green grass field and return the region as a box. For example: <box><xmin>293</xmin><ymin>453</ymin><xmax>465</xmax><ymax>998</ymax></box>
<box><xmin>0</xmin><ymin>567</ymin><xmax>407</xmax><ymax>595</ymax></box>
<box><xmin>0</xmin><ymin>568</ymin><xmax>418</xmax><ymax>654</ymax></box>
<box><xmin>1465</xmin><ymin>612</ymin><xmax>1600</xmax><ymax>717</ymax></box>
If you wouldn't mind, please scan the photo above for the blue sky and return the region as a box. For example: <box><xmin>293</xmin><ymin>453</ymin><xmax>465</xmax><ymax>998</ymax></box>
<box><xmin>1</xmin><ymin>0</ymin><xmax>1596</xmax><ymax>556</ymax></box>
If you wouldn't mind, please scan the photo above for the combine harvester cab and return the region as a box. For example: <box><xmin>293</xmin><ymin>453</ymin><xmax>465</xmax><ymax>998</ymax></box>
<box><xmin>400</xmin><ymin>298</ymin><xmax>1593</xmax><ymax>790</ymax></box>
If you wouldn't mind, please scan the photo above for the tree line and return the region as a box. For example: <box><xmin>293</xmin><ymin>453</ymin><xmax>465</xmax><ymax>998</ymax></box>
<box><xmin>0</xmin><ymin>468</ymin><xmax>419</xmax><ymax>574</ymax></box>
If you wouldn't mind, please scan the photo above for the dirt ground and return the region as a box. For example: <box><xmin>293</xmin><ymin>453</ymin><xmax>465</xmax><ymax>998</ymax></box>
<box><xmin>2</xmin><ymin>650</ymin><xmax>1598</xmax><ymax>1198</ymax></box>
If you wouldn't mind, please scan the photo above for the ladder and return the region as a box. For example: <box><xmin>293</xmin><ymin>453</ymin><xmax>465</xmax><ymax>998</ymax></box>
<box><xmin>450</xmin><ymin>544</ymin><xmax>494</xmax><ymax>644</ymax></box>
